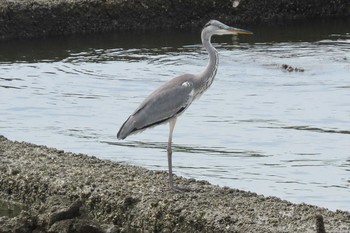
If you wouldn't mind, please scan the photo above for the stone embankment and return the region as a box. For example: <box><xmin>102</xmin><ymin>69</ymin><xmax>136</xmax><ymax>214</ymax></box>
<box><xmin>0</xmin><ymin>0</ymin><xmax>349</xmax><ymax>40</ymax></box>
<box><xmin>1</xmin><ymin>136</ymin><xmax>350</xmax><ymax>232</ymax></box>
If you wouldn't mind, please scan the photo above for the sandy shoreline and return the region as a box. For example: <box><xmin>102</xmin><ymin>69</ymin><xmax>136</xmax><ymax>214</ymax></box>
<box><xmin>0</xmin><ymin>135</ymin><xmax>350</xmax><ymax>232</ymax></box>
<box><xmin>1</xmin><ymin>0</ymin><xmax>349</xmax><ymax>40</ymax></box>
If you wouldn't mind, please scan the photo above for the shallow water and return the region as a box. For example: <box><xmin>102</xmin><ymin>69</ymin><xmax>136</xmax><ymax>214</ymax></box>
<box><xmin>1</xmin><ymin>18</ymin><xmax>349</xmax><ymax>211</ymax></box>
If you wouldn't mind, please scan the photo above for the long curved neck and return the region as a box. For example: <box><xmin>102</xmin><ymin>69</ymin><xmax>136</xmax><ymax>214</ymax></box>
<box><xmin>194</xmin><ymin>32</ymin><xmax>219</xmax><ymax>98</ymax></box>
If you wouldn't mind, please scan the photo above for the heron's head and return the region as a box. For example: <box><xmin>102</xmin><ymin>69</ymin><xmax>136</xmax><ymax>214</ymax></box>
<box><xmin>202</xmin><ymin>20</ymin><xmax>252</xmax><ymax>38</ymax></box>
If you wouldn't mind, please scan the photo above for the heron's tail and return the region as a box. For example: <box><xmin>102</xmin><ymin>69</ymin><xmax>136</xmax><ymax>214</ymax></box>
<box><xmin>117</xmin><ymin>116</ymin><xmax>135</xmax><ymax>140</ymax></box>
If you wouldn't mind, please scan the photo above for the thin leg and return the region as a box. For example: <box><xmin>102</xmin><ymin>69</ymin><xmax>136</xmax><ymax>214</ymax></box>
<box><xmin>167</xmin><ymin>117</ymin><xmax>176</xmax><ymax>190</ymax></box>
<box><xmin>167</xmin><ymin>117</ymin><xmax>191</xmax><ymax>192</ymax></box>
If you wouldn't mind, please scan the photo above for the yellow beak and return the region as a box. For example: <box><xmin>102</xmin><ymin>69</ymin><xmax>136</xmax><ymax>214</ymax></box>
<box><xmin>216</xmin><ymin>27</ymin><xmax>253</xmax><ymax>35</ymax></box>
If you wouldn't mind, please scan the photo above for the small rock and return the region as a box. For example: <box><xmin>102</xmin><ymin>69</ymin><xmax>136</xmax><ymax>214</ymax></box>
<box><xmin>48</xmin><ymin>219</ymin><xmax>104</xmax><ymax>233</ymax></box>
<box><xmin>49</xmin><ymin>200</ymin><xmax>82</xmax><ymax>226</ymax></box>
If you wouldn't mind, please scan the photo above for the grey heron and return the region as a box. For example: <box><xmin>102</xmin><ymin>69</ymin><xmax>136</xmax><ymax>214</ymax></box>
<box><xmin>117</xmin><ymin>20</ymin><xmax>252</xmax><ymax>191</ymax></box>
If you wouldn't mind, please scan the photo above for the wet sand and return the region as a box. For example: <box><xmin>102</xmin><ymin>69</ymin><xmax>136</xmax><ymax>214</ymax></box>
<box><xmin>0</xmin><ymin>135</ymin><xmax>350</xmax><ymax>232</ymax></box>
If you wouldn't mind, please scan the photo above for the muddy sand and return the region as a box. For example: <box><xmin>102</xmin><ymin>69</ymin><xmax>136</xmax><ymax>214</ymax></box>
<box><xmin>0</xmin><ymin>135</ymin><xmax>350</xmax><ymax>232</ymax></box>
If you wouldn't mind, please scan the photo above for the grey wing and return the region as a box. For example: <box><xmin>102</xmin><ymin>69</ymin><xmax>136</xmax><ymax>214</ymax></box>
<box><xmin>117</xmin><ymin>78</ymin><xmax>194</xmax><ymax>139</ymax></box>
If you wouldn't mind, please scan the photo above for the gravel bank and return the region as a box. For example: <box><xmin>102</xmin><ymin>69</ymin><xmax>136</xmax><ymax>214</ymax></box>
<box><xmin>0</xmin><ymin>135</ymin><xmax>350</xmax><ymax>232</ymax></box>
<box><xmin>0</xmin><ymin>0</ymin><xmax>349</xmax><ymax>40</ymax></box>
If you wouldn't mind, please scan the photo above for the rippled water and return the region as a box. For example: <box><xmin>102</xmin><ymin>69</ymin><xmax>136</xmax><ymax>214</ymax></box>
<box><xmin>1</xmin><ymin>19</ymin><xmax>349</xmax><ymax>211</ymax></box>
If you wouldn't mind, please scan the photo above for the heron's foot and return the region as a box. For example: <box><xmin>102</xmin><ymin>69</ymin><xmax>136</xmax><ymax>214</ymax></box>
<box><xmin>170</xmin><ymin>185</ymin><xmax>192</xmax><ymax>192</ymax></box>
